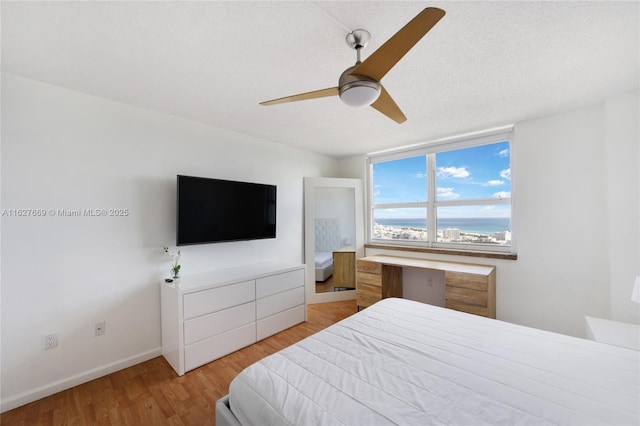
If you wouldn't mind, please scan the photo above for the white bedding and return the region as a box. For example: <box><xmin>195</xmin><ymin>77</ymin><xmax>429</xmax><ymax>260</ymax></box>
<box><xmin>228</xmin><ymin>298</ymin><xmax>639</xmax><ymax>425</ymax></box>
<box><xmin>314</xmin><ymin>251</ymin><xmax>333</xmax><ymax>268</ymax></box>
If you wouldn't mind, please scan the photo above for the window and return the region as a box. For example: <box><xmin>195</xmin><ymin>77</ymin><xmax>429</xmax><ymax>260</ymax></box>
<box><xmin>368</xmin><ymin>127</ymin><xmax>513</xmax><ymax>253</ymax></box>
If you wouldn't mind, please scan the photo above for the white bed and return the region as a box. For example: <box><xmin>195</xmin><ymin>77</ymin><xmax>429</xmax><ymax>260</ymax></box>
<box><xmin>315</xmin><ymin>251</ymin><xmax>334</xmax><ymax>281</ymax></box>
<box><xmin>217</xmin><ymin>298</ymin><xmax>639</xmax><ymax>425</ymax></box>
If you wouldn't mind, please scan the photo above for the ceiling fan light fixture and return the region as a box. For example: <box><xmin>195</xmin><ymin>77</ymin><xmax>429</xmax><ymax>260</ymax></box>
<box><xmin>339</xmin><ymin>80</ymin><xmax>381</xmax><ymax>107</ymax></box>
<box><xmin>260</xmin><ymin>7</ymin><xmax>446</xmax><ymax>122</ymax></box>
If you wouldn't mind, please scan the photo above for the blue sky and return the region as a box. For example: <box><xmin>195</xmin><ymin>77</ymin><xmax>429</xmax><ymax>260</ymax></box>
<box><xmin>373</xmin><ymin>141</ymin><xmax>511</xmax><ymax>218</ymax></box>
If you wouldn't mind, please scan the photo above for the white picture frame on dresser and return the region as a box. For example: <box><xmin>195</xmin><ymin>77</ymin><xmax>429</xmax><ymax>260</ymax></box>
<box><xmin>161</xmin><ymin>262</ymin><xmax>306</xmax><ymax>376</ymax></box>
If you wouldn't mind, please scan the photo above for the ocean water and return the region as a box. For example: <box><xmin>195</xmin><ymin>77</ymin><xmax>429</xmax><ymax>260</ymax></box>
<box><xmin>375</xmin><ymin>217</ymin><xmax>510</xmax><ymax>235</ymax></box>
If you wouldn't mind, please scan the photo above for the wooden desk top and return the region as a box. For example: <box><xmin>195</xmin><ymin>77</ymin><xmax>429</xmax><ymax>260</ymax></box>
<box><xmin>334</xmin><ymin>246</ymin><xmax>356</xmax><ymax>253</ymax></box>
<box><xmin>359</xmin><ymin>255</ymin><xmax>495</xmax><ymax>276</ymax></box>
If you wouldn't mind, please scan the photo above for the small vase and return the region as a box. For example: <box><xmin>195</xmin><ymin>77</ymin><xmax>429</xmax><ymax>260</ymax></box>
<box><xmin>171</xmin><ymin>269</ymin><xmax>180</xmax><ymax>279</ymax></box>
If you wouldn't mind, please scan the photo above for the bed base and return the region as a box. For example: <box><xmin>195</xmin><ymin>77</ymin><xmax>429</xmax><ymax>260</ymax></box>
<box><xmin>315</xmin><ymin>263</ymin><xmax>333</xmax><ymax>282</ymax></box>
<box><xmin>215</xmin><ymin>394</ymin><xmax>242</xmax><ymax>426</ymax></box>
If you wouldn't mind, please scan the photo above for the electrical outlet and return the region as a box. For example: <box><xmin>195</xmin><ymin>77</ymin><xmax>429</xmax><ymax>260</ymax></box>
<box><xmin>43</xmin><ymin>333</ymin><xmax>57</xmax><ymax>350</ymax></box>
<box><xmin>95</xmin><ymin>321</ymin><xmax>106</xmax><ymax>336</ymax></box>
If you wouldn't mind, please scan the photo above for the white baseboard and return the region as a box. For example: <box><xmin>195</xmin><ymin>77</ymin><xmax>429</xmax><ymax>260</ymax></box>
<box><xmin>0</xmin><ymin>347</ymin><xmax>162</xmax><ymax>413</ymax></box>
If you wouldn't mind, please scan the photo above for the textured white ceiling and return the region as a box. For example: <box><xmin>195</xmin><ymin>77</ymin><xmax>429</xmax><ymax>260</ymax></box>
<box><xmin>2</xmin><ymin>1</ymin><xmax>638</xmax><ymax>158</ymax></box>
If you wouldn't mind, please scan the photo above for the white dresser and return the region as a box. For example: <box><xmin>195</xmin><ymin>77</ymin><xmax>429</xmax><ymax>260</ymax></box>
<box><xmin>161</xmin><ymin>262</ymin><xmax>305</xmax><ymax>375</ymax></box>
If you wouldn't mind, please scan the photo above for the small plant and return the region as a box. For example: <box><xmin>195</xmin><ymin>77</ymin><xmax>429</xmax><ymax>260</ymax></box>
<box><xmin>163</xmin><ymin>246</ymin><xmax>181</xmax><ymax>278</ymax></box>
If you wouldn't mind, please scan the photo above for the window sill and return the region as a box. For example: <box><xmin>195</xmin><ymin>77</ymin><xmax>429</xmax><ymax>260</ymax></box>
<box><xmin>365</xmin><ymin>243</ymin><xmax>518</xmax><ymax>261</ymax></box>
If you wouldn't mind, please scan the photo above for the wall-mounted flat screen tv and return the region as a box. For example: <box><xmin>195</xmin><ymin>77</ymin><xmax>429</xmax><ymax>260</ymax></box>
<box><xmin>177</xmin><ymin>175</ymin><xmax>277</xmax><ymax>246</ymax></box>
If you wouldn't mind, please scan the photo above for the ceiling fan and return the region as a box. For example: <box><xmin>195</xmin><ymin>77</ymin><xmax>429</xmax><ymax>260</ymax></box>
<box><xmin>260</xmin><ymin>7</ymin><xmax>445</xmax><ymax>124</ymax></box>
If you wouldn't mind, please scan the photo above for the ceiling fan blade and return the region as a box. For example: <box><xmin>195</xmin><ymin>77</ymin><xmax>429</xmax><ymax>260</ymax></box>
<box><xmin>260</xmin><ymin>87</ymin><xmax>339</xmax><ymax>106</ymax></box>
<box><xmin>371</xmin><ymin>85</ymin><xmax>407</xmax><ymax>124</ymax></box>
<box><xmin>352</xmin><ymin>7</ymin><xmax>445</xmax><ymax>82</ymax></box>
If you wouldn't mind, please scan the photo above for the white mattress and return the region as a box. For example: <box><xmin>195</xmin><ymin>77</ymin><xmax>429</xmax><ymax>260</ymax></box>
<box><xmin>228</xmin><ymin>298</ymin><xmax>639</xmax><ymax>425</ymax></box>
<box><xmin>314</xmin><ymin>251</ymin><xmax>333</xmax><ymax>268</ymax></box>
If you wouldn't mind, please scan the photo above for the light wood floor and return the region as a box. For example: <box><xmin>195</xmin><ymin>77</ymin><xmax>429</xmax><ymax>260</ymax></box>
<box><xmin>315</xmin><ymin>276</ymin><xmax>355</xmax><ymax>293</ymax></box>
<box><xmin>1</xmin><ymin>300</ymin><xmax>357</xmax><ymax>426</ymax></box>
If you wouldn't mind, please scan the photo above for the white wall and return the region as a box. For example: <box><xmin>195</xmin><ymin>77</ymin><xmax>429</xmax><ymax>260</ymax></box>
<box><xmin>314</xmin><ymin>187</ymin><xmax>356</xmax><ymax>247</ymax></box>
<box><xmin>0</xmin><ymin>74</ymin><xmax>338</xmax><ymax>411</ymax></box>
<box><xmin>339</xmin><ymin>90</ymin><xmax>640</xmax><ymax>337</ymax></box>
<box><xmin>604</xmin><ymin>91</ymin><xmax>640</xmax><ymax>323</ymax></box>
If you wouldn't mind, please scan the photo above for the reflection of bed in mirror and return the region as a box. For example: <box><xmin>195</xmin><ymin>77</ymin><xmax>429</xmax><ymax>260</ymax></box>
<box><xmin>314</xmin><ymin>251</ymin><xmax>333</xmax><ymax>281</ymax></box>
<box><xmin>314</xmin><ymin>218</ymin><xmax>340</xmax><ymax>282</ymax></box>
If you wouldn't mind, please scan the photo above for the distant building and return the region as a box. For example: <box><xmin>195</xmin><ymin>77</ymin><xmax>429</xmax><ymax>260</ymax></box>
<box><xmin>492</xmin><ymin>231</ymin><xmax>512</xmax><ymax>242</ymax></box>
<box><xmin>443</xmin><ymin>228</ymin><xmax>460</xmax><ymax>240</ymax></box>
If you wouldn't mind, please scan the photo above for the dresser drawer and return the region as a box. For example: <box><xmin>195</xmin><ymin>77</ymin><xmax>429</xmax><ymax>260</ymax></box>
<box><xmin>446</xmin><ymin>300</ymin><xmax>489</xmax><ymax>318</ymax></box>
<box><xmin>184</xmin><ymin>322</ymin><xmax>256</xmax><ymax>372</ymax></box>
<box><xmin>184</xmin><ymin>301</ymin><xmax>255</xmax><ymax>345</ymax></box>
<box><xmin>256</xmin><ymin>268</ymin><xmax>304</xmax><ymax>299</ymax></box>
<box><xmin>257</xmin><ymin>304</ymin><xmax>305</xmax><ymax>341</ymax></box>
<box><xmin>357</xmin><ymin>260</ymin><xmax>382</xmax><ymax>274</ymax></box>
<box><xmin>183</xmin><ymin>280</ymin><xmax>254</xmax><ymax>319</ymax></box>
<box><xmin>257</xmin><ymin>286</ymin><xmax>304</xmax><ymax>320</ymax></box>
<box><xmin>445</xmin><ymin>286</ymin><xmax>488</xmax><ymax>307</ymax></box>
<box><xmin>445</xmin><ymin>271</ymin><xmax>488</xmax><ymax>292</ymax></box>
<box><xmin>357</xmin><ymin>271</ymin><xmax>382</xmax><ymax>287</ymax></box>
<box><xmin>356</xmin><ymin>283</ymin><xmax>382</xmax><ymax>308</ymax></box>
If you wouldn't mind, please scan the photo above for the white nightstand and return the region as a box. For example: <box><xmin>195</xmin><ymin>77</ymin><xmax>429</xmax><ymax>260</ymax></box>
<box><xmin>585</xmin><ymin>316</ymin><xmax>640</xmax><ymax>350</ymax></box>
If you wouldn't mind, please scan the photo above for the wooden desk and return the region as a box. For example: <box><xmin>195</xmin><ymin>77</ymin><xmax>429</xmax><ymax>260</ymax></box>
<box><xmin>356</xmin><ymin>255</ymin><xmax>496</xmax><ymax>318</ymax></box>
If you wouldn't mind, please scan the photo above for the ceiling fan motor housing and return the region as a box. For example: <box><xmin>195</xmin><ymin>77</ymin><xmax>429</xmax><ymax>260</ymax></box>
<box><xmin>338</xmin><ymin>65</ymin><xmax>381</xmax><ymax>107</ymax></box>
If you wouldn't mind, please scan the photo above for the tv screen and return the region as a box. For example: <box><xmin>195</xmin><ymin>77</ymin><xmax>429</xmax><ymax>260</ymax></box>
<box><xmin>177</xmin><ymin>175</ymin><xmax>277</xmax><ymax>245</ymax></box>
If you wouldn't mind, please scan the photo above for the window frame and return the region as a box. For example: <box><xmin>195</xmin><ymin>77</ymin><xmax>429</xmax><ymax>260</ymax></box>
<box><xmin>366</xmin><ymin>126</ymin><xmax>515</xmax><ymax>255</ymax></box>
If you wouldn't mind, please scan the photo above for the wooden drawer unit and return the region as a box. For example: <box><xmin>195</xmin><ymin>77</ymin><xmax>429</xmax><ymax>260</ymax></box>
<box><xmin>445</xmin><ymin>285</ymin><xmax>488</xmax><ymax>307</ymax></box>
<box><xmin>445</xmin><ymin>270</ymin><xmax>495</xmax><ymax>318</ymax></box>
<box><xmin>445</xmin><ymin>286</ymin><xmax>489</xmax><ymax>317</ymax></box>
<box><xmin>356</xmin><ymin>283</ymin><xmax>382</xmax><ymax>308</ymax></box>
<box><xmin>356</xmin><ymin>259</ymin><xmax>383</xmax><ymax>309</ymax></box>
<box><xmin>445</xmin><ymin>271</ymin><xmax>488</xmax><ymax>291</ymax></box>
<box><xmin>356</xmin><ymin>259</ymin><xmax>403</xmax><ymax>309</ymax></box>
<box><xmin>355</xmin><ymin>255</ymin><xmax>495</xmax><ymax>318</ymax></box>
<box><xmin>357</xmin><ymin>271</ymin><xmax>382</xmax><ymax>287</ymax></box>
<box><xmin>357</xmin><ymin>259</ymin><xmax>382</xmax><ymax>274</ymax></box>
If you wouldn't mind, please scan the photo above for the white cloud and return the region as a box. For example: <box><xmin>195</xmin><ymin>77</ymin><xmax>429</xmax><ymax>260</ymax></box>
<box><xmin>437</xmin><ymin>187</ymin><xmax>460</xmax><ymax>199</ymax></box>
<box><xmin>415</xmin><ymin>172</ymin><xmax>427</xmax><ymax>178</ymax></box>
<box><xmin>500</xmin><ymin>168</ymin><xmax>511</xmax><ymax>180</ymax></box>
<box><xmin>497</xmin><ymin>148</ymin><xmax>509</xmax><ymax>157</ymax></box>
<box><xmin>437</xmin><ymin>166</ymin><xmax>470</xmax><ymax>179</ymax></box>
<box><xmin>484</xmin><ymin>179</ymin><xmax>504</xmax><ymax>187</ymax></box>
<box><xmin>492</xmin><ymin>191</ymin><xmax>511</xmax><ymax>199</ymax></box>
